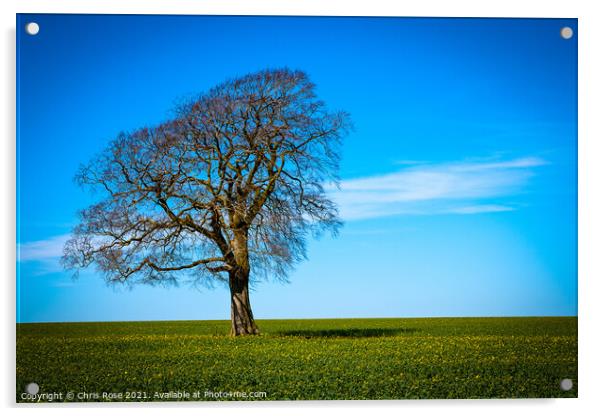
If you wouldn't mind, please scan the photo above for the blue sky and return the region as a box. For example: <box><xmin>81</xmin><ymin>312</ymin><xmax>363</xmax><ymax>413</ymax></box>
<box><xmin>16</xmin><ymin>15</ymin><xmax>577</xmax><ymax>323</ymax></box>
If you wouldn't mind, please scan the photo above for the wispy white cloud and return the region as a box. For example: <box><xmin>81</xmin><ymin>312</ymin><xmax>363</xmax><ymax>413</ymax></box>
<box><xmin>18</xmin><ymin>234</ymin><xmax>70</xmax><ymax>262</ymax></box>
<box><xmin>330</xmin><ymin>157</ymin><xmax>547</xmax><ymax>220</ymax></box>
<box><xmin>446</xmin><ymin>205</ymin><xmax>516</xmax><ymax>215</ymax></box>
<box><xmin>393</xmin><ymin>159</ymin><xmax>426</xmax><ymax>166</ymax></box>
<box><xmin>17</xmin><ymin>234</ymin><xmax>72</xmax><ymax>276</ymax></box>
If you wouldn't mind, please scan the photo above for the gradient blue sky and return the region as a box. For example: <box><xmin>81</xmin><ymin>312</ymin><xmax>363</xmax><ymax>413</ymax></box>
<box><xmin>16</xmin><ymin>15</ymin><xmax>577</xmax><ymax>323</ymax></box>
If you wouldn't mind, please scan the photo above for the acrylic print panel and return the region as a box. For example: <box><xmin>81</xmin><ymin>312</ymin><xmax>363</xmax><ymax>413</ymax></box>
<box><xmin>16</xmin><ymin>14</ymin><xmax>577</xmax><ymax>402</ymax></box>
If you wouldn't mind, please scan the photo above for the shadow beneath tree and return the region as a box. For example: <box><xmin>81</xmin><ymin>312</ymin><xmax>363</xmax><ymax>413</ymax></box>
<box><xmin>275</xmin><ymin>327</ymin><xmax>419</xmax><ymax>338</ymax></box>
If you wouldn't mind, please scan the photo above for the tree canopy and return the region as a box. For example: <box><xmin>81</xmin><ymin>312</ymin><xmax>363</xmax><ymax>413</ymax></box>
<box><xmin>63</xmin><ymin>68</ymin><xmax>351</xmax><ymax>334</ymax></box>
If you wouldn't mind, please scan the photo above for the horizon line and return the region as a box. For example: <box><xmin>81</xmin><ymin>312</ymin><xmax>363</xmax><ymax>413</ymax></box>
<box><xmin>16</xmin><ymin>314</ymin><xmax>578</xmax><ymax>325</ymax></box>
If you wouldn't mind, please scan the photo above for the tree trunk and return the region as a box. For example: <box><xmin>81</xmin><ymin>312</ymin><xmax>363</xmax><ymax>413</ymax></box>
<box><xmin>229</xmin><ymin>268</ymin><xmax>259</xmax><ymax>336</ymax></box>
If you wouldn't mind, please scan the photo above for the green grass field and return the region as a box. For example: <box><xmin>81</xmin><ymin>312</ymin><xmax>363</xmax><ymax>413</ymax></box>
<box><xmin>16</xmin><ymin>317</ymin><xmax>577</xmax><ymax>402</ymax></box>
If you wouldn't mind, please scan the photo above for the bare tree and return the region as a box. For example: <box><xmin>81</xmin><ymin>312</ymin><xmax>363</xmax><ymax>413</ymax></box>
<box><xmin>62</xmin><ymin>68</ymin><xmax>351</xmax><ymax>335</ymax></box>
